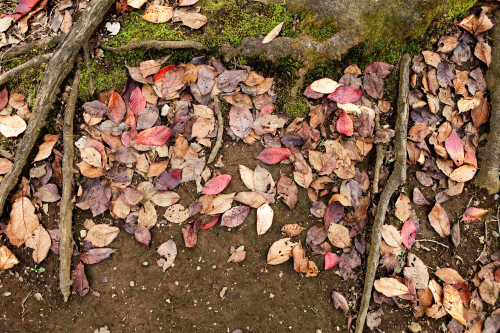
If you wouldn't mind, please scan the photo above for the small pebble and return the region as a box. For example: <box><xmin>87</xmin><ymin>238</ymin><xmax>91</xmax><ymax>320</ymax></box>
<box><xmin>143</xmin><ymin>261</ymin><xmax>149</xmax><ymax>266</ymax></box>
<box><xmin>103</xmin><ymin>276</ymin><xmax>108</xmax><ymax>282</ymax></box>
<box><xmin>80</xmin><ymin>229</ymin><xmax>87</xmax><ymax>238</ymax></box>
<box><xmin>269</xmin><ymin>293</ymin><xmax>275</xmax><ymax>299</ymax></box>
<box><xmin>220</xmin><ymin>287</ymin><xmax>227</xmax><ymax>298</ymax></box>
<box><xmin>3</xmin><ymin>292</ymin><xmax>11</xmax><ymax>297</ymax></box>
<box><xmin>196</xmin><ymin>266</ymin><xmax>201</xmax><ymax>271</ymax></box>
<box><xmin>130</xmin><ymin>281</ymin><xmax>135</xmax><ymax>287</ymax></box>
<box><xmin>33</xmin><ymin>292</ymin><xmax>43</xmax><ymax>301</ymax></box>
<box><xmin>212</xmin><ymin>265</ymin><xmax>216</xmax><ymax>269</ymax></box>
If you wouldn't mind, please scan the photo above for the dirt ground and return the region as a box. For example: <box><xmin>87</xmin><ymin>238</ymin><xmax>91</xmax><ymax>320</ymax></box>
<box><xmin>0</xmin><ymin>132</ymin><xmax>498</xmax><ymax>332</ymax></box>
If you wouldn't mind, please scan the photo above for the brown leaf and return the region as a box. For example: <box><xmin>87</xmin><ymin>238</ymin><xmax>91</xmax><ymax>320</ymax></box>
<box><xmin>147</xmin><ymin>160</ymin><xmax>169</xmax><ymax>177</ymax></box>
<box><xmin>327</xmin><ymin>223</ymin><xmax>351</xmax><ymax>249</ymax></box>
<box><xmin>479</xmin><ymin>279</ymin><xmax>500</xmax><ymax>305</ymax></box>
<box><xmin>107</xmin><ymin>90</ymin><xmax>126</xmax><ymax>124</ymax></box>
<box><xmin>200</xmin><ymin>193</ymin><xmax>235</xmax><ymax>215</ymax></box>
<box><xmin>261</xmin><ymin>21</ymin><xmax>283</xmax><ymax>44</ymax></box>
<box><xmin>310</xmin><ymin>78</ymin><xmax>341</xmax><ymax>94</ymax></box>
<box><xmin>0</xmin><ymin>115</ymin><xmax>27</xmax><ymax>137</ymax></box>
<box><xmin>428</xmin><ymin>203</ymin><xmax>451</xmax><ymax>238</ymax></box>
<box><xmin>374</xmin><ymin>277</ymin><xmax>410</xmax><ymax>297</ymax></box>
<box><xmin>60</xmin><ymin>10</ymin><xmax>72</xmax><ymax>33</ymax></box>
<box><xmin>254</xmin><ymin>165</ymin><xmax>276</xmax><ymax>203</ymax></box>
<box><xmin>227</xmin><ymin>250</ymin><xmax>246</xmax><ymax>263</ymax></box>
<box><xmin>85</xmin><ymin>224</ymin><xmax>120</xmax><ymax>247</ymax></box>
<box><xmin>76</xmin><ymin>161</ymin><xmax>104</xmax><ymax>178</ymax></box>
<box><xmin>409</xmin><ymin>123</ymin><xmax>431</xmax><ymax>142</ymax></box>
<box><xmin>0</xmin><ymin>157</ymin><xmax>13</xmax><ymax>174</ymax></box>
<box><xmin>457</xmin><ymin>97</ymin><xmax>481</xmax><ymax>113</ymax></box>
<box><xmin>404</xmin><ymin>253</ymin><xmax>429</xmax><ymax>290</ymax></box>
<box><xmin>25</xmin><ymin>225</ymin><xmax>51</xmax><ymax>263</ymax></box>
<box><xmin>449</xmin><ymin>165</ymin><xmax>476</xmax><ymax>183</ymax></box>
<box><xmin>234</xmin><ymin>191</ymin><xmax>267</xmax><ymax>208</ymax></box>
<box><xmin>220</xmin><ymin>205</ymin><xmax>250</xmax><ymax>228</ymax></box>
<box><xmin>444</xmin><ymin>284</ymin><xmax>466</xmax><ymax>325</ymax></box>
<box><xmin>331</xmin><ymin>291</ymin><xmax>349</xmax><ymax>312</ymax></box>
<box><xmin>471</xmin><ymin>97</ymin><xmax>489</xmax><ymax>128</ymax></box>
<box><xmin>142</xmin><ymin>4</ymin><xmax>173</xmax><ymax>23</ymax></box>
<box><xmin>80</xmin><ymin>248</ymin><xmax>116</xmax><ymax>264</ymax></box>
<box><xmin>474</xmin><ymin>42</ymin><xmax>491</xmax><ymax>67</ymax></box>
<box><xmin>71</xmin><ymin>262</ymin><xmax>89</xmax><ymax>297</ymax></box>
<box><xmin>229</xmin><ymin>104</ymin><xmax>253</xmax><ymax>139</ymax></box>
<box><xmin>437</xmin><ymin>36</ymin><xmax>459</xmax><ymax>53</ymax></box>
<box><xmin>151</xmin><ymin>191</ymin><xmax>180</xmax><ymax>207</ymax></box>
<box><xmin>34</xmin><ymin>134</ymin><xmax>59</xmax><ymax>162</ymax></box>
<box><xmin>292</xmin><ymin>242</ymin><xmax>308</xmax><ymax>273</ymax></box>
<box><xmin>277</xmin><ymin>175</ymin><xmax>298</xmax><ymax>209</ymax></box>
<box><xmin>457</xmin><ymin>12</ymin><xmax>493</xmax><ymax>35</ymax></box>
<box><xmin>0</xmin><ymin>245</ymin><xmax>19</xmax><ymax>270</ymax></box>
<box><xmin>382</xmin><ymin>224</ymin><xmax>403</xmax><ymax>248</ymax></box>
<box><xmin>266</xmin><ymin>238</ymin><xmax>296</xmax><ymax>265</ymax></box>
<box><xmin>256</xmin><ymin>203</ymin><xmax>273</xmax><ymax>236</ymax></box>
<box><xmin>395</xmin><ymin>193</ymin><xmax>412</xmax><ymax>222</ymax></box>
<box><xmin>180</xmin><ymin>12</ymin><xmax>207</xmax><ymax>29</ymax></box>
<box><xmin>366</xmin><ymin>308</ymin><xmax>384</xmax><ymax>330</ymax></box>
<box><xmin>6</xmin><ymin>197</ymin><xmax>39</xmax><ymax>246</ymax></box>
<box><xmin>422</xmin><ymin>50</ymin><xmax>442</xmax><ymax>68</ymax></box>
<box><xmin>157</xmin><ymin>239</ymin><xmax>177</xmax><ymax>270</ymax></box>
<box><xmin>164</xmin><ymin>203</ymin><xmax>189</xmax><ymax>224</ymax></box>
<box><xmin>324</xmin><ymin>140</ymin><xmax>355</xmax><ymax>179</ymax></box>
<box><xmin>435</xmin><ymin>268</ymin><xmax>465</xmax><ymax>285</ymax></box>
<box><xmin>137</xmin><ymin>201</ymin><xmax>157</xmax><ymax>228</ymax></box>
<box><xmin>281</xmin><ymin>224</ymin><xmax>305</xmax><ymax>237</ymax></box>
<box><xmin>236</xmin><ymin>164</ymin><xmax>255</xmax><ymax>191</ymax></box>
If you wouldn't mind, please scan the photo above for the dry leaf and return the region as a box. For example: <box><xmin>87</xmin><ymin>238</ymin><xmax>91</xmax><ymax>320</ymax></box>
<box><xmin>444</xmin><ymin>284</ymin><xmax>466</xmax><ymax>325</ymax></box>
<box><xmin>34</xmin><ymin>134</ymin><xmax>59</xmax><ymax>162</ymax></box>
<box><xmin>382</xmin><ymin>224</ymin><xmax>403</xmax><ymax>247</ymax></box>
<box><xmin>0</xmin><ymin>245</ymin><xmax>19</xmax><ymax>270</ymax></box>
<box><xmin>157</xmin><ymin>239</ymin><xmax>177</xmax><ymax>271</ymax></box>
<box><xmin>180</xmin><ymin>12</ymin><xmax>207</xmax><ymax>29</ymax></box>
<box><xmin>138</xmin><ymin>201</ymin><xmax>157</xmax><ymax>228</ymax></box>
<box><xmin>164</xmin><ymin>203</ymin><xmax>189</xmax><ymax>224</ymax></box>
<box><xmin>428</xmin><ymin>203</ymin><xmax>451</xmax><ymax>238</ymax></box>
<box><xmin>234</xmin><ymin>191</ymin><xmax>267</xmax><ymax>208</ymax></box>
<box><xmin>281</xmin><ymin>224</ymin><xmax>305</xmax><ymax>237</ymax></box>
<box><xmin>395</xmin><ymin>193</ymin><xmax>412</xmax><ymax>222</ymax></box>
<box><xmin>374</xmin><ymin>277</ymin><xmax>410</xmax><ymax>297</ymax></box>
<box><xmin>143</xmin><ymin>4</ymin><xmax>173</xmax><ymax>23</ymax></box>
<box><xmin>256</xmin><ymin>203</ymin><xmax>273</xmax><ymax>236</ymax></box>
<box><xmin>227</xmin><ymin>250</ymin><xmax>246</xmax><ymax>263</ymax></box>
<box><xmin>0</xmin><ymin>115</ymin><xmax>27</xmax><ymax>137</ymax></box>
<box><xmin>85</xmin><ymin>224</ymin><xmax>120</xmax><ymax>247</ymax></box>
<box><xmin>474</xmin><ymin>42</ymin><xmax>491</xmax><ymax>67</ymax></box>
<box><xmin>449</xmin><ymin>165</ymin><xmax>476</xmax><ymax>183</ymax></box>
<box><xmin>479</xmin><ymin>279</ymin><xmax>500</xmax><ymax>305</ymax></box>
<box><xmin>0</xmin><ymin>158</ymin><xmax>13</xmax><ymax>174</ymax></box>
<box><xmin>200</xmin><ymin>193</ymin><xmax>235</xmax><ymax>215</ymax></box>
<box><xmin>266</xmin><ymin>238</ymin><xmax>296</xmax><ymax>265</ymax></box>
<box><xmin>435</xmin><ymin>268</ymin><xmax>465</xmax><ymax>284</ymax></box>
<box><xmin>310</xmin><ymin>78</ymin><xmax>341</xmax><ymax>94</ymax></box>
<box><xmin>25</xmin><ymin>225</ymin><xmax>51</xmax><ymax>263</ymax></box>
<box><xmin>260</xmin><ymin>21</ymin><xmax>283</xmax><ymax>44</ymax></box>
<box><xmin>6</xmin><ymin>197</ymin><xmax>39</xmax><ymax>246</ymax></box>
<box><xmin>327</xmin><ymin>223</ymin><xmax>351</xmax><ymax>248</ymax></box>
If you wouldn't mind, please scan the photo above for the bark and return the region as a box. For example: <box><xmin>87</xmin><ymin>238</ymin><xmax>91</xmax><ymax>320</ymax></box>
<box><xmin>354</xmin><ymin>53</ymin><xmax>411</xmax><ymax>333</ymax></box>
<box><xmin>59</xmin><ymin>69</ymin><xmax>80</xmax><ymax>302</ymax></box>
<box><xmin>0</xmin><ymin>34</ymin><xmax>64</xmax><ymax>60</ymax></box>
<box><xmin>0</xmin><ymin>0</ymin><xmax>115</xmax><ymax>217</ymax></box>
<box><xmin>474</xmin><ymin>9</ymin><xmax>500</xmax><ymax>194</ymax></box>
<box><xmin>100</xmin><ymin>40</ymin><xmax>207</xmax><ymax>52</ymax></box>
<box><xmin>0</xmin><ymin>53</ymin><xmax>52</xmax><ymax>86</ymax></box>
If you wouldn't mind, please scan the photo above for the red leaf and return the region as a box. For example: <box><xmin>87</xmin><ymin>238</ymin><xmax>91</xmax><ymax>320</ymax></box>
<box><xmin>336</xmin><ymin>112</ymin><xmax>354</xmax><ymax>136</ymax></box>
<box><xmin>324</xmin><ymin>202</ymin><xmax>344</xmax><ymax>228</ymax></box>
<box><xmin>71</xmin><ymin>262</ymin><xmax>89</xmax><ymax>297</ymax></box>
<box><xmin>15</xmin><ymin>0</ymin><xmax>41</xmax><ymax>15</ymax></box>
<box><xmin>324</xmin><ymin>251</ymin><xmax>341</xmax><ymax>270</ymax></box>
<box><xmin>134</xmin><ymin>224</ymin><xmax>151</xmax><ymax>247</ymax></box>
<box><xmin>255</xmin><ymin>147</ymin><xmax>291</xmax><ymax>165</ymax></box>
<box><xmin>461</xmin><ymin>207</ymin><xmax>489</xmax><ymax>223</ymax></box>
<box><xmin>328</xmin><ymin>86</ymin><xmax>362</xmax><ymax>104</ymax></box>
<box><xmin>130</xmin><ymin>87</ymin><xmax>146</xmax><ymax>115</ymax></box>
<box><xmin>0</xmin><ymin>88</ymin><xmax>8</xmax><ymax>111</ymax></box>
<box><xmin>201</xmin><ymin>174</ymin><xmax>232</xmax><ymax>195</ymax></box>
<box><xmin>79</xmin><ymin>248</ymin><xmax>115</xmax><ymax>264</ymax></box>
<box><xmin>401</xmin><ymin>218</ymin><xmax>417</xmax><ymax>249</ymax></box>
<box><xmin>107</xmin><ymin>90</ymin><xmax>126</xmax><ymax>124</ymax></box>
<box><xmin>445</xmin><ymin>130</ymin><xmax>464</xmax><ymax>167</ymax></box>
<box><xmin>153</xmin><ymin>65</ymin><xmax>175</xmax><ymax>82</ymax></box>
<box><xmin>259</xmin><ymin>104</ymin><xmax>273</xmax><ymax>116</ymax></box>
<box><xmin>135</xmin><ymin>126</ymin><xmax>171</xmax><ymax>146</ymax></box>
<box><xmin>200</xmin><ymin>215</ymin><xmax>219</xmax><ymax>230</ymax></box>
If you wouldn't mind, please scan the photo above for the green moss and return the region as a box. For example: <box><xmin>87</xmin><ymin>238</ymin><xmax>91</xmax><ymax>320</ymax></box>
<box><xmin>281</xmin><ymin>95</ymin><xmax>308</xmax><ymax>118</ymax></box>
<box><xmin>5</xmin><ymin>59</ymin><xmax>44</xmax><ymax>108</ymax></box>
<box><xmin>446</xmin><ymin>0</ymin><xmax>475</xmax><ymax>18</ymax></box>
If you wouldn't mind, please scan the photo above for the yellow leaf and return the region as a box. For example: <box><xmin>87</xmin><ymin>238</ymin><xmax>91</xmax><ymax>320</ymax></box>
<box><xmin>443</xmin><ymin>284</ymin><xmax>466</xmax><ymax>325</ymax></box>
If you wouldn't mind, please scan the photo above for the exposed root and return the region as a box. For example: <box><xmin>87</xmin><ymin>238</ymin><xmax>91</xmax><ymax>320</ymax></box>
<box><xmin>372</xmin><ymin>113</ymin><xmax>384</xmax><ymax>195</ymax></box>
<box><xmin>416</xmin><ymin>239</ymin><xmax>450</xmax><ymax>249</ymax></box>
<box><xmin>83</xmin><ymin>39</ymin><xmax>94</xmax><ymax>96</ymax></box>
<box><xmin>100</xmin><ymin>40</ymin><xmax>207</xmax><ymax>52</ymax></box>
<box><xmin>0</xmin><ymin>53</ymin><xmax>52</xmax><ymax>86</ymax></box>
<box><xmin>475</xmin><ymin>9</ymin><xmax>500</xmax><ymax>194</ymax></box>
<box><xmin>0</xmin><ymin>0</ymin><xmax>115</xmax><ymax>218</ymax></box>
<box><xmin>207</xmin><ymin>97</ymin><xmax>224</xmax><ymax>164</ymax></box>
<box><xmin>0</xmin><ymin>34</ymin><xmax>64</xmax><ymax>60</ymax></box>
<box><xmin>354</xmin><ymin>53</ymin><xmax>411</xmax><ymax>333</ymax></box>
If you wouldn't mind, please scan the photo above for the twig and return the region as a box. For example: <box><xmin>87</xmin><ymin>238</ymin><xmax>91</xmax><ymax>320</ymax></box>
<box><xmin>355</xmin><ymin>53</ymin><xmax>411</xmax><ymax>333</ymax></box>
<box><xmin>0</xmin><ymin>0</ymin><xmax>115</xmax><ymax>219</ymax></box>
<box><xmin>475</xmin><ymin>216</ymin><xmax>489</xmax><ymax>262</ymax></box>
<box><xmin>208</xmin><ymin>96</ymin><xmax>224</xmax><ymax>164</ymax></box>
<box><xmin>83</xmin><ymin>39</ymin><xmax>94</xmax><ymax>95</ymax></box>
<box><xmin>416</xmin><ymin>239</ymin><xmax>450</xmax><ymax>249</ymax></box>
<box><xmin>0</xmin><ymin>147</ymin><xmax>13</xmax><ymax>160</ymax></box>
<box><xmin>21</xmin><ymin>290</ymin><xmax>32</xmax><ymax>317</ymax></box>
<box><xmin>59</xmin><ymin>69</ymin><xmax>81</xmax><ymax>302</ymax></box>
<box><xmin>0</xmin><ymin>53</ymin><xmax>52</xmax><ymax>86</ymax></box>
<box><xmin>372</xmin><ymin>113</ymin><xmax>384</xmax><ymax>195</ymax></box>
<box><xmin>101</xmin><ymin>40</ymin><xmax>207</xmax><ymax>53</ymax></box>
<box><xmin>0</xmin><ymin>34</ymin><xmax>64</xmax><ymax>60</ymax></box>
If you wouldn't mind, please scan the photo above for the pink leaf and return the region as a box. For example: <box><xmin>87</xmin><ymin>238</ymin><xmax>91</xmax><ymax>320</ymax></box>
<box><xmin>15</xmin><ymin>0</ymin><xmax>41</xmax><ymax>15</ymax></box>
<box><xmin>445</xmin><ymin>130</ymin><xmax>464</xmax><ymax>167</ymax></box>
<box><xmin>130</xmin><ymin>87</ymin><xmax>146</xmax><ymax>115</ymax></box>
<box><xmin>401</xmin><ymin>218</ymin><xmax>417</xmax><ymax>249</ymax></box>
<box><xmin>328</xmin><ymin>86</ymin><xmax>363</xmax><ymax>104</ymax></box>
<box><xmin>200</xmin><ymin>215</ymin><xmax>220</xmax><ymax>230</ymax></box>
<box><xmin>256</xmin><ymin>147</ymin><xmax>292</xmax><ymax>165</ymax></box>
<box><xmin>324</xmin><ymin>251</ymin><xmax>341</xmax><ymax>271</ymax></box>
<box><xmin>201</xmin><ymin>174</ymin><xmax>232</xmax><ymax>195</ymax></box>
<box><xmin>107</xmin><ymin>90</ymin><xmax>126</xmax><ymax>124</ymax></box>
<box><xmin>336</xmin><ymin>112</ymin><xmax>354</xmax><ymax>136</ymax></box>
<box><xmin>259</xmin><ymin>104</ymin><xmax>274</xmax><ymax>116</ymax></box>
<box><xmin>135</xmin><ymin>126</ymin><xmax>171</xmax><ymax>146</ymax></box>
<box><xmin>461</xmin><ymin>207</ymin><xmax>489</xmax><ymax>224</ymax></box>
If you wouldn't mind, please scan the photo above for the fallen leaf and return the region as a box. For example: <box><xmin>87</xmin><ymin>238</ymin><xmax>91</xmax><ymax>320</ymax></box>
<box><xmin>34</xmin><ymin>134</ymin><xmax>59</xmax><ymax>162</ymax></box>
<box><xmin>363</xmin><ymin>73</ymin><xmax>384</xmax><ymax>99</ymax></box>
<box><xmin>324</xmin><ymin>202</ymin><xmax>344</xmax><ymax>228</ymax></box>
<box><xmin>328</xmin><ymin>86</ymin><xmax>362</xmax><ymax>104</ymax></box>
<box><xmin>404</xmin><ymin>253</ymin><xmax>429</xmax><ymax>290</ymax></box>
<box><xmin>34</xmin><ymin>184</ymin><xmax>61</xmax><ymax>202</ymax></box>
<box><xmin>382</xmin><ymin>224</ymin><xmax>403</xmax><ymax>247</ymax></box>
<box><xmin>479</xmin><ymin>279</ymin><xmax>500</xmax><ymax>305</ymax></box>
<box><xmin>336</xmin><ymin>112</ymin><xmax>354</xmax><ymax>136</ymax></box>
<box><xmin>202</xmin><ymin>174</ymin><xmax>232</xmax><ymax>195</ymax></box>
<box><xmin>134</xmin><ymin>224</ymin><xmax>151</xmax><ymax>247</ymax></box>
<box><xmin>135</xmin><ymin>126</ymin><xmax>171</xmax><ymax>146</ymax></box>
<box><xmin>445</xmin><ymin>131</ymin><xmax>464</xmax><ymax>167</ymax></box>
<box><xmin>257</xmin><ymin>203</ymin><xmax>273</xmax><ymax>236</ymax></box>
<box><xmin>260</xmin><ymin>21</ymin><xmax>283</xmax><ymax>44</ymax></box>
<box><xmin>71</xmin><ymin>263</ymin><xmax>89</xmax><ymax>297</ymax></box>
<box><xmin>332</xmin><ymin>291</ymin><xmax>349</xmax><ymax>312</ymax></box>
<box><xmin>443</xmin><ymin>284</ymin><xmax>466</xmax><ymax>325</ymax></box>
<box><xmin>156</xmin><ymin>169</ymin><xmax>182</xmax><ymax>190</ymax></box>
<box><xmin>435</xmin><ymin>268</ymin><xmax>465</xmax><ymax>285</ymax></box>
<box><xmin>324</xmin><ymin>251</ymin><xmax>341</xmax><ymax>270</ymax></box>
<box><xmin>422</xmin><ymin>50</ymin><xmax>442</xmax><ymax>67</ymax></box>
<box><xmin>437</xmin><ymin>36</ymin><xmax>459</xmax><ymax>53</ymax></box>
<box><xmin>374</xmin><ymin>277</ymin><xmax>410</xmax><ymax>297</ymax></box>
<box><xmin>310</xmin><ymin>78</ymin><xmax>341</xmax><ymax>94</ymax></box>
<box><xmin>151</xmin><ymin>191</ymin><xmax>179</xmax><ymax>207</ymax></box>
<box><xmin>401</xmin><ymin>219</ymin><xmax>417</xmax><ymax>249</ymax></box>
<box><xmin>130</xmin><ymin>86</ymin><xmax>146</xmax><ymax>115</ymax></box>
<box><xmin>80</xmin><ymin>248</ymin><xmax>116</xmax><ymax>264</ymax></box>
<box><xmin>0</xmin><ymin>115</ymin><xmax>27</xmax><ymax>137</ymax></box>
<box><xmin>157</xmin><ymin>239</ymin><xmax>176</xmax><ymax>270</ymax></box>
<box><xmin>484</xmin><ymin>309</ymin><xmax>500</xmax><ymax>333</ymax></box>
<box><xmin>471</xmin><ymin>97</ymin><xmax>489</xmax><ymax>128</ymax></box>
<box><xmin>6</xmin><ymin>197</ymin><xmax>39</xmax><ymax>246</ymax></box>
<box><xmin>281</xmin><ymin>224</ymin><xmax>305</xmax><ymax>237</ymax></box>
<box><xmin>256</xmin><ymin>147</ymin><xmax>291</xmax><ymax>165</ymax></box>
<box><xmin>85</xmin><ymin>224</ymin><xmax>120</xmax><ymax>247</ymax></box>
<box><xmin>234</xmin><ymin>191</ymin><xmax>267</xmax><ymax>208</ymax></box>
<box><xmin>457</xmin><ymin>97</ymin><xmax>481</xmax><ymax>113</ymax></box>
<box><xmin>461</xmin><ymin>207</ymin><xmax>489</xmax><ymax>224</ymax></box>
<box><xmin>164</xmin><ymin>203</ymin><xmax>189</xmax><ymax>223</ymax></box>
<box><xmin>227</xmin><ymin>250</ymin><xmax>246</xmax><ymax>263</ymax></box>
<box><xmin>428</xmin><ymin>203</ymin><xmax>450</xmax><ymax>238</ymax></box>
<box><xmin>366</xmin><ymin>308</ymin><xmax>384</xmax><ymax>330</ymax></box>
<box><xmin>327</xmin><ymin>223</ymin><xmax>351</xmax><ymax>249</ymax></box>
<box><xmin>277</xmin><ymin>175</ymin><xmax>298</xmax><ymax>209</ymax></box>
<box><xmin>395</xmin><ymin>193</ymin><xmax>412</xmax><ymax>222</ymax></box>
<box><xmin>178</xmin><ymin>0</ymin><xmax>199</xmax><ymax>6</ymax></box>
<box><xmin>200</xmin><ymin>193</ymin><xmax>235</xmax><ymax>215</ymax></box>
<box><xmin>180</xmin><ymin>12</ymin><xmax>207</xmax><ymax>29</ymax></box>
<box><xmin>220</xmin><ymin>205</ymin><xmax>250</xmax><ymax>228</ymax></box>
<box><xmin>127</xmin><ymin>0</ymin><xmax>147</xmax><ymax>9</ymax></box>
<box><xmin>147</xmin><ymin>160</ymin><xmax>169</xmax><ymax>177</ymax></box>
<box><xmin>457</xmin><ymin>12</ymin><xmax>493</xmax><ymax>35</ymax></box>
<box><xmin>449</xmin><ymin>165</ymin><xmax>476</xmax><ymax>183</ymax></box>
<box><xmin>0</xmin><ymin>245</ymin><xmax>19</xmax><ymax>270</ymax></box>
<box><xmin>107</xmin><ymin>90</ymin><xmax>126</xmax><ymax>124</ymax></box>
<box><xmin>364</xmin><ymin>62</ymin><xmax>394</xmax><ymax>78</ymax></box>
<box><xmin>292</xmin><ymin>242</ymin><xmax>308</xmax><ymax>273</ymax></box>
<box><xmin>253</xmin><ymin>165</ymin><xmax>276</xmax><ymax>203</ymax></box>
<box><xmin>229</xmin><ymin>104</ymin><xmax>253</xmax><ymax>139</ymax></box>
<box><xmin>142</xmin><ymin>4</ymin><xmax>173</xmax><ymax>23</ymax></box>
<box><xmin>266</xmin><ymin>238</ymin><xmax>296</xmax><ymax>265</ymax></box>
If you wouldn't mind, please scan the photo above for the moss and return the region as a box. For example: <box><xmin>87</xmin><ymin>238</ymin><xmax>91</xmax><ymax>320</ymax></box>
<box><xmin>5</xmin><ymin>59</ymin><xmax>44</xmax><ymax>108</ymax></box>
<box><xmin>446</xmin><ymin>0</ymin><xmax>475</xmax><ymax>18</ymax></box>
<box><xmin>281</xmin><ymin>95</ymin><xmax>308</xmax><ymax>118</ymax></box>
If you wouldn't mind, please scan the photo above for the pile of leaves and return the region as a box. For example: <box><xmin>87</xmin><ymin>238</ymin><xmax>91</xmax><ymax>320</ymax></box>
<box><xmin>128</xmin><ymin>0</ymin><xmax>207</xmax><ymax>29</ymax></box>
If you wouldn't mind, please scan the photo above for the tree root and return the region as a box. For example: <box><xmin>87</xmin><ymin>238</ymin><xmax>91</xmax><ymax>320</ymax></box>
<box><xmin>207</xmin><ymin>97</ymin><xmax>224</xmax><ymax>164</ymax></box>
<box><xmin>0</xmin><ymin>34</ymin><xmax>64</xmax><ymax>60</ymax></box>
<box><xmin>59</xmin><ymin>69</ymin><xmax>80</xmax><ymax>303</ymax></box>
<box><xmin>474</xmin><ymin>9</ymin><xmax>500</xmax><ymax>194</ymax></box>
<box><xmin>100</xmin><ymin>40</ymin><xmax>207</xmax><ymax>53</ymax></box>
<box><xmin>83</xmin><ymin>39</ymin><xmax>94</xmax><ymax>96</ymax></box>
<box><xmin>221</xmin><ymin>30</ymin><xmax>362</xmax><ymax>64</ymax></box>
<box><xmin>354</xmin><ymin>53</ymin><xmax>411</xmax><ymax>333</ymax></box>
<box><xmin>372</xmin><ymin>113</ymin><xmax>384</xmax><ymax>195</ymax></box>
<box><xmin>0</xmin><ymin>53</ymin><xmax>52</xmax><ymax>86</ymax></box>
<box><xmin>0</xmin><ymin>0</ymin><xmax>115</xmax><ymax>218</ymax></box>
